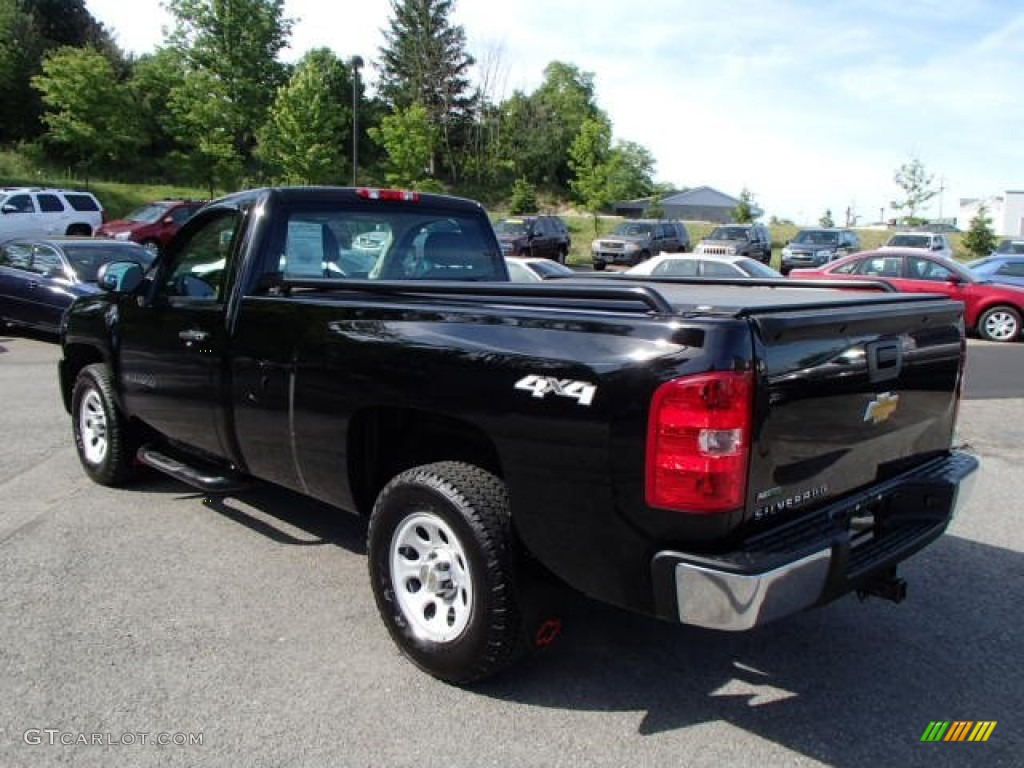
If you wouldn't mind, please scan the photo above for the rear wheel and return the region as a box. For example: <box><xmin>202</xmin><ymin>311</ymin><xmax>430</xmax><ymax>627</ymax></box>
<box><xmin>65</xmin><ymin>223</ymin><xmax>92</xmax><ymax>236</ymax></box>
<box><xmin>71</xmin><ymin>364</ymin><xmax>138</xmax><ymax>486</ymax></box>
<box><xmin>978</xmin><ymin>305</ymin><xmax>1021</xmax><ymax>342</ymax></box>
<box><xmin>593</xmin><ymin>262</ymin><xmax>607</xmax><ymax>271</ymax></box>
<box><xmin>367</xmin><ymin>461</ymin><xmax>528</xmax><ymax>684</ymax></box>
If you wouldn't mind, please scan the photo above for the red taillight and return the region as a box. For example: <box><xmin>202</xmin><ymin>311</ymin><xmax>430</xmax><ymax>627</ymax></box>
<box><xmin>645</xmin><ymin>371</ymin><xmax>753</xmax><ymax>514</ymax></box>
<box><xmin>356</xmin><ymin>187</ymin><xmax>420</xmax><ymax>202</ymax></box>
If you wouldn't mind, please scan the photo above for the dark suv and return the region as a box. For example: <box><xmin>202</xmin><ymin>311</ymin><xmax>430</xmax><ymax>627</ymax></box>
<box><xmin>493</xmin><ymin>215</ymin><xmax>572</xmax><ymax>263</ymax></box>
<box><xmin>695</xmin><ymin>223</ymin><xmax>773</xmax><ymax>264</ymax></box>
<box><xmin>591</xmin><ymin>219</ymin><xmax>690</xmax><ymax>270</ymax></box>
<box><xmin>96</xmin><ymin>199</ymin><xmax>207</xmax><ymax>254</ymax></box>
<box><xmin>780</xmin><ymin>228</ymin><xmax>860</xmax><ymax>274</ymax></box>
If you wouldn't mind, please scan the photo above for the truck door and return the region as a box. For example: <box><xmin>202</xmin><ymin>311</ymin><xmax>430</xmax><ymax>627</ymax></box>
<box><xmin>117</xmin><ymin>208</ymin><xmax>244</xmax><ymax>458</ymax></box>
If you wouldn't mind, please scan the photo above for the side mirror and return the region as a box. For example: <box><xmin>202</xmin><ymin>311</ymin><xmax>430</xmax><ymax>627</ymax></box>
<box><xmin>945</xmin><ymin>273</ymin><xmax>963</xmax><ymax>284</ymax></box>
<box><xmin>96</xmin><ymin>260</ymin><xmax>144</xmax><ymax>293</ymax></box>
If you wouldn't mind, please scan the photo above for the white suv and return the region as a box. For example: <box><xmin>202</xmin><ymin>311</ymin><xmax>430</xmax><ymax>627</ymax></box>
<box><xmin>0</xmin><ymin>187</ymin><xmax>104</xmax><ymax>240</ymax></box>
<box><xmin>879</xmin><ymin>231</ymin><xmax>953</xmax><ymax>260</ymax></box>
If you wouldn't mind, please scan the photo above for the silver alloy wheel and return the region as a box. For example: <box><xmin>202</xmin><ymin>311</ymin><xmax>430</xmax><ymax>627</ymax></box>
<box><xmin>983</xmin><ymin>310</ymin><xmax>1019</xmax><ymax>342</ymax></box>
<box><xmin>390</xmin><ymin>511</ymin><xmax>473</xmax><ymax>643</ymax></box>
<box><xmin>78</xmin><ymin>389</ymin><xmax>108</xmax><ymax>465</ymax></box>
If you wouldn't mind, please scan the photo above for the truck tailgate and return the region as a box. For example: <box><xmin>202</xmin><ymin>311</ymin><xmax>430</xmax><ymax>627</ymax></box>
<box><xmin>746</xmin><ymin>297</ymin><xmax>965</xmax><ymax>526</ymax></box>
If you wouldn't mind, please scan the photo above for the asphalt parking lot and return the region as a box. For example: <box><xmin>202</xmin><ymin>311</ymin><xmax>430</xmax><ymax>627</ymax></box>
<box><xmin>0</xmin><ymin>334</ymin><xmax>1021</xmax><ymax>768</ymax></box>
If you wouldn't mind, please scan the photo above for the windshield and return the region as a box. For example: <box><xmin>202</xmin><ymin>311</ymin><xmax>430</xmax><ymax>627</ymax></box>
<box><xmin>792</xmin><ymin>230</ymin><xmax>839</xmax><ymax>245</ymax></box>
<box><xmin>493</xmin><ymin>219</ymin><xmax>529</xmax><ymax>236</ymax></box>
<box><xmin>737</xmin><ymin>258</ymin><xmax>781</xmax><ymax>277</ymax></box>
<box><xmin>64</xmin><ymin>244</ymin><xmax>154</xmax><ymax>281</ymax></box>
<box><xmin>995</xmin><ymin>240</ymin><xmax>1024</xmax><ymax>254</ymax></box>
<box><xmin>126</xmin><ymin>203</ymin><xmax>173</xmax><ymax>223</ymax></box>
<box><xmin>612</xmin><ymin>222</ymin><xmax>652</xmax><ymax>237</ymax></box>
<box><xmin>885</xmin><ymin>234</ymin><xmax>931</xmax><ymax>249</ymax></box>
<box><xmin>708</xmin><ymin>226</ymin><xmax>750</xmax><ymax>240</ymax></box>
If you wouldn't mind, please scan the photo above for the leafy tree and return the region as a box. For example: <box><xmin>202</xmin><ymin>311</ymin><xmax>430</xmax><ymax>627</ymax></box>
<box><xmin>893</xmin><ymin>157</ymin><xmax>937</xmax><ymax>222</ymax></box>
<box><xmin>644</xmin><ymin>197</ymin><xmax>665</xmax><ymax>219</ymax></box>
<box><xmin>568</xmin><ymin>116</ymin><xmax>614</xmax><ymax>233</ymax></box>
<box><xmin>501</xmin><ymin>62</ymin><xmax>605</xmax><ymax>190</ymax></box>
<box><xmin>606</xmin><ymin>140</ymin><xmax>656</xmax><ymax>201</ymax></box>
<box><xmin>377</xmin><ymin>0</ymin><xmax>475</xmax><ymax>180</ymax></box>
<box><xmin>819</xmin><ymin>209</ymin><xmax>835</xmax><ymax>227</ymax></box>
<box><xmin>733</xmin><ymin>188</ymin><xmax>757</xmax><ymax>223</ymax></box>
<box><xmin>0</xmin><ymin>0</ymin><xmax>123</xmax><ymax>143</ymax></box>
<box><xmin>32</xmin><ymin>45</ymin><xmax>143</xmax><ymax>177</ymax></box>
<box><xmin>258</xmin><ymin>48</ymin><xmax>352</xmax><ymax>184</ymax></box>
<box><xmin>508</xmin><ymin>177</ymin><xmax>538</xmax><ymax>215</ymax></box>
<box><xmin>166</xmin><ymin>0</ymin><xmax>293</xmax><ymax>183</ymax></box>
<box><xmin>962</xmin><ymin>204</ymin><xmax>998</xmax><ymax>258</ymax></box>
<box><xmin>368</xmin><ymin>103</ymin><xmax>442</xmax><ymax>191</ymax></box>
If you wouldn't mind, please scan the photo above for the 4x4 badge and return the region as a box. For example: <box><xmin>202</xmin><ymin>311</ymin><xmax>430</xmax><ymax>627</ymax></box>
<box><xmin>515</xmin><ymin>375</ymin><xmax>596</xmax><ymax>407</ymax></box>
<box><xmin>864</xmin><ymin>392</ymin><xmax>900</xmax><ymax>424</ymax></box>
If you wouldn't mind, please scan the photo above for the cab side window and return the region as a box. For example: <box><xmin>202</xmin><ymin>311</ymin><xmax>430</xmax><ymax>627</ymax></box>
<box><xmin>163</xmin><ymin>211</ymin><xmax>240</xmax><ymax>300</ymax></box>
<box><xmin>0</xmin><ymin>243</ymin><xmax>32</xmax><ymax>269</ymax></box>
<box><xmin>4</xmin><ymin>194</ymin><xmax>35</xmax><ymax>213</ymax></box>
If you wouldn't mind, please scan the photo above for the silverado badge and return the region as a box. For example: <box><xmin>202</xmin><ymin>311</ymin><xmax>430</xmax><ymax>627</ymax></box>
<box><xmin>864</xmin><ymin>392</ymin><xmax>900</xmax><ymax>424</ymax></box>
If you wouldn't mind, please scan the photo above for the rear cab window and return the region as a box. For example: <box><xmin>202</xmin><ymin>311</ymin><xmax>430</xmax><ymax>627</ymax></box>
<box><xmin>263</xmin><ymin>203</ymin><xmax>505</xmax><ymax>283</ymax></box>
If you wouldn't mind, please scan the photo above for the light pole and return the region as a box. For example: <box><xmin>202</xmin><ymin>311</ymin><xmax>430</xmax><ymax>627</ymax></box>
<box><xmin>350</xmin><ymin>55</ymin><xmax>363</xmax><ymax>186</ymax></box>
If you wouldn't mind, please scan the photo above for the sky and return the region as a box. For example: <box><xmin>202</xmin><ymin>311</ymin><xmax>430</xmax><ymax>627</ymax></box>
<box><xmin>84</xmin><ymin>0</ymin><xmax>1024</xmax><ymax>225</ymax></box>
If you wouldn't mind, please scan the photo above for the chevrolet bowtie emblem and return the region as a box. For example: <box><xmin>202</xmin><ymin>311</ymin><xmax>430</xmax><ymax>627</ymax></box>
<box><xmin>864</xmin><ymin>392</ymin><xmax>900</xmax><ymax>424</ymax></box>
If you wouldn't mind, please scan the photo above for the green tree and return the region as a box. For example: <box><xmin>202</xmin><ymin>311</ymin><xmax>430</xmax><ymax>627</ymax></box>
<box><xmin>368</xmin><ymin>103</ymin><xmax>442</xmax><ymax>191</ymax></box>
<box><xmin>377</xmin><ymin>0</ymin><xmax>475</xmax><ymax>180</ymax></box>
<box><xmin>962</xmin><ymin>204</ymin><xmax>997</xmax><ymax>258</ymax></box>
<box><xmin>32</xmin><ymin>45</ymin><xmax>143</xmax><ymax>177</ymax></box>
<box><xmin>0</xmin><ymin>0</ymin><xmax>123</xmax><ymax>143</ymax></box>
<box><xmin>733</xmin><ymin>188</ymin><xmax>757</xmax><ymax>223</ymax></box>
<box><xmin>819</xmin><ymin>209</ymin><xmax>835</xmax><ymax>227</ymax></box>
<box><xmin>606</xmin><ymin>140</ymin><xmax>656</xmax><ymax>201</ymax></box>
<box><xmin>258</xmin><ymin>48</ymin><xmax>352</xmax><ymax>184</ymax></box>
<box><xmin>508</xmin><ymin>177</ymin><xmax>538</xmax><ymax>215</ymax></box>
<box><xmin>166</xmin><ymin>0</ymin><xmax>293</xmax><ymax>183</ymax></box>
<box><xmin>568</xmin><ymin>116</ymin><xmax>614</xmax><ymax>233</ymax></box>
<box><xmin>501</xmin><ymin>62</ymin><xmax>605</xmax><ymax>190</ymax></box>
<box><xmin>893</xmin><ymin>157</ymin><xmax>937</xmax><ymax>222</ymax></box>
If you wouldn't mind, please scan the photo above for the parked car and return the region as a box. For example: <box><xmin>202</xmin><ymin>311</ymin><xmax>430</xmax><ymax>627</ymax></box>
<box><xmin>992</xmin><ymin>238</ymin><xmax>1024</xmax><ymax>256</ymax></box>
<box><xmin>591</xmin><ymin>219</ymin><xmax>689</xmax><ymax>270</ymax></box>
<box><xmin>966</xmin><ymin>254</ymin><xmax>1024</xmax><ymax>288</ymax></box>
<box><xmin>0</xmin><ymin>237</ymin><xmax>154</xmax><ymax>333</ymax></box>
<box><xmin>789</xmin><ymin>248</ymin><xmax>1024</xmax><ymax>342</ymax></box>
<box><xmin>95</xmin><ymin>199</ymin><xmax>206</xmax><ymax>254</ymax></box>
<box><xmin>0</xmin><ymin>187</ymin><xmax>104</xmax><ymax>240</ymax></box>
<box><xmin>879</xmin><ymin>231</ymin><xmax>953</xmax><ymax>260</ymax></box>
<box><xmin>694</xmin><ymin>223</ymin><xmax>772</xmax><ymax>264</ymax></box>
<box><xmin>504</xmin><ymin>255</ymin><xmax>577</xmax><ymax>282</ymax></box>
<box><xmin>493</xmin><ymin>215</ymin><xmax>571</xmax><ymax>263</ymax></box>
<box><xmin>779</xmin><ymin>228</ymin><xmax>860</xmax><ymax>274</ymax></box>
<box><xmin>623</xmin><ymin>252</ymin><xmax>782</xmax><ymax>278</ymax></box>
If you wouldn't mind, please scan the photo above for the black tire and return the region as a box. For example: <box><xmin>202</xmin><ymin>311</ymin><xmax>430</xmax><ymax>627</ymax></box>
<box><xmin>71</xmin><ymin>364</ymin><xmax>137</xmax><ymax>486</ymax></box>
<box><xmin>977</xmin><ymin>305</ymin><xmax>1022</xmax><ymax>342</ymax></box>
<box><xmin>593</xmin><ymin>262</ymin><xmax>607</xmax><ymax>271</ymax></box>
<box><xmin>65</xmin><ymin>223</ymin><xmax>92</xmax><ymax>236</ymax></box>
<box><xmin>367</xmin><ymin>461</ymin><xmax>527</xmax><ymax>684</ymax></box>
<box><xmin>557</xmin><ymin>246</ymin><xmax>568</xmax><ymax>264</ymax></box>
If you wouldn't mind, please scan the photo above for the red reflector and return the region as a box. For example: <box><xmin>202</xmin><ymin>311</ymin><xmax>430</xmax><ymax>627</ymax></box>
<box><xmin>645</xmin><ymin>371</ymin><xmax>753</xmax><ymax>514</ymax></box>
<box><xmin>355</xmin><ymin>187</ymin><xmax>421</xmax><ymax>202</ymax></box>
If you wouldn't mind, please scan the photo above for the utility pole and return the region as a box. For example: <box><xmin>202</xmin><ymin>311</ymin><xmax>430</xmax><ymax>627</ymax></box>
<box><xmin>350</xmin><ymin>56</ymin><xmax>364</xmax><ymax>186</ymax></box>
<box><xmin>938</xmin><ymin>176</ymin><xmax>946</xmax><ymax>222</ymax></box>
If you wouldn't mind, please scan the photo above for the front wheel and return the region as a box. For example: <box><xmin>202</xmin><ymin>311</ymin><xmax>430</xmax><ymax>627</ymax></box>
<box><xmin>978</xmin><ymin>305</ymin><xmax>1022</xmax><ymax>342</ymax></box>
<box><xmin>367</xmin><ymin>461</ymin><xmax>527</xmax><ymax>684</ymax></box>
<box><xmin>71</xmin><ymin>364</ymin><xmax>138</xmax><ymax>486</ymax></box>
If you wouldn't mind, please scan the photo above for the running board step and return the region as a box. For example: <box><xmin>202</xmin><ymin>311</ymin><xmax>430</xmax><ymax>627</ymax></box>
<box><xmin>136</xmin><ymin>445</ymin><xmax>251</xmax><ymax>493</ymax></box>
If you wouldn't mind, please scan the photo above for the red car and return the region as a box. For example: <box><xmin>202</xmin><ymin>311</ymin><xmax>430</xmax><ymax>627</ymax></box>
<box><xmin>790</xmin><ymin>248</ymin><xmax>1024</xmax><ymax>342</ymax></box>
<box><xmin>95</xmin><ymin>199</ymin><xmax>206</xmax><ymax>254</ymax></box>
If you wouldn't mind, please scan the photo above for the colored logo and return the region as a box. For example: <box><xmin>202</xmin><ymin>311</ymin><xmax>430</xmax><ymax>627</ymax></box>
<box><xmin>920</xmin><ymin>721</ymin><xmax>997</xmax><ymax>742</ymax></box>
<box><xmin>864</xmin><ymin>392</ymin><xmax>900</xmax><ymax>424</ymax></box>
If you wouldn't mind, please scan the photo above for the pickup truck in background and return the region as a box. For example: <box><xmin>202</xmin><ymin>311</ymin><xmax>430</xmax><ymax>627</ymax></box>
<box><xmin>58</xmin><ymin>187</ymin><xmax>979</xmax><ymax>684</ymax></box>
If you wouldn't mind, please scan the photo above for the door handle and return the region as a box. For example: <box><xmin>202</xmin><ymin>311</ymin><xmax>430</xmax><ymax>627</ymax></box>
<box><xmin>178</xmin><ymin>329</ymin><xmax>209</xmax><ymax>343</ymax></box>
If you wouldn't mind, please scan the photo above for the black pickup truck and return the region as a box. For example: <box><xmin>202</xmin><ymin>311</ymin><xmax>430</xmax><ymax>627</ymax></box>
<box><xmin>58</xmin><ymin>187</ymin><xmax>978</xmax><ymax>684</ymax></box>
